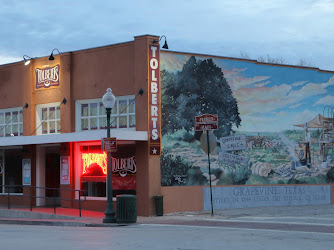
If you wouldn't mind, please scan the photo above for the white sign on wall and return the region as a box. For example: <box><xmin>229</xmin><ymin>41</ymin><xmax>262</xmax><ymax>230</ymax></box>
<box><xmin>60</xmin><ymin>156</ymin><xmax>70</xmax><ymax>185</ymax></box>
<box><xmin>203</xmin><ymin>185</ymin><xmax>331</xmax><ymax>210</ymax></box>
<box><xmin>22</xmin><ymin>159</ymin><xmax>31</xmax><ymax>185</ymax></box>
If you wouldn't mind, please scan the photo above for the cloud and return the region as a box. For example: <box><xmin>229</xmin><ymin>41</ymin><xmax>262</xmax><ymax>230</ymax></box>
<box><xmin>292</xmin><ymin>81</ymin><xmax>307</xmax><ymax>87</ymax></box>
<box><xmin>160</xmin><ymin>53</ymin><xmax>190</xmax><ymax>73</ymax></box>
<box><xmin>236</xmin><ymin>76</ymin><xmax>334</xmax><ymax>116</ymax></box>
<box><xmin>0</xmin><ymin>0</ymin><xmax>333</xmax><ymax>72</ymax></box>
<box><xmin>224</xmin><ymin>72</ymin><xmax>271</xmax><ymax>91</ymax></box>
<box><xmin>289</xmin><ymin>103</ymin><xmax>304</xmax><ymax>109</ymax></box>
<box><xmin>222</xmin><ymin>67</ymin><xmax>246</xmax><ymax>78</ymax></box>
<box><xmin>276</xmin><ymin>111</ymin><xmax>287</xmax><ymax>117</ymax></box>
<box><xmin>314</xmin><ymin>95</ymin><xmax>334</xmax><ymax>106</ymax></box>
<box><xmin>235</xmin><ymin>84</ymin><xmax>291</xmax><ymax>102</ymax></box>
<box><xmin>0</xmin><ymin>55</ymin><xmax>21</xmax><ymax>65</ymax></box>
<box><xmin>255</xmin><ymin>81</ymin><xmax>270</xmax><ymax>87</ymax></box>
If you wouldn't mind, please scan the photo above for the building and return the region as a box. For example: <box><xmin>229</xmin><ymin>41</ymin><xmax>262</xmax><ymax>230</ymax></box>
<box><xmin>1</xmin><ymin>34</ymin><xmax>334</xmax><ymax>216</ymax></box>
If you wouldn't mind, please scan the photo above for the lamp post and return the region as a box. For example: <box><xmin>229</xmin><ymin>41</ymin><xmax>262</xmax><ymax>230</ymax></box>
<box><xmin>102</xmin><ymin>88</ymin><xmax>116</xmax><ymax>223</ymax></box>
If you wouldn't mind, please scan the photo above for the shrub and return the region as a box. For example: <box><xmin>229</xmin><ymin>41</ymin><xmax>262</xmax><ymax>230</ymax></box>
<box><xmin>160</xmin><ymin>148</ymin><xmax>192</xmax><ymax>186</ymax></box>
<box><xmin>186</xmin><ymin>167</ymin><xmax>207</xmax><ymax>185</ymax></box>
<box><xmin>326</xmin><ymin>167</ymin><xmax>334</xmax><ymax>182</ymax></box>
<box><xmin>245</xmin><ymin>175</ymin><xmax>270</xmax><ymax>185</ymax></box>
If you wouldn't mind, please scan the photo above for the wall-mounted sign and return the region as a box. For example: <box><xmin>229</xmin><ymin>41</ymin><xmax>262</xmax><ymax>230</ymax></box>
<box><xmin>35</xmin><ymin>64</ymin><xmax>60</xmax><ymax>89</ymax></box>
<box><xmin>60</xmin><ymin>156</ymin><xmax>70</xmax><ymax>185</ymax></box>
<box><xmin>203</xmin><ymin>185</ymin><xmax>331</xmax><ymax>210</ymax></box>
<box><xmin>22</xmin><ymin>159</ymin><xmax>31</xmax><ymax>185</ymax></box>
<box><xmin>148</xmin><ymin>44</ymin><xmax>161</xmax><ymax>156</ymax></box>
<box><xmin>82</xmin><ymin>152</ymin><xmax>136</xmax><ymax>177</ymax></box>
<box><xmin>102</xmin><ymin>137</ymin><xmax>117</xmax><ymax>152</ymax></box>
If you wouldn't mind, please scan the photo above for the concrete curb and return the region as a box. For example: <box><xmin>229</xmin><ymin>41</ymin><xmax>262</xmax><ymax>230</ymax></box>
<box><xmin>0</xmin><ymin>209</ymin><xmax>79</xmax><ymax>220</ymax></box>
<box><xmin>0</xmin><ymin>218</ymin><xmax>133</xmax><ymax>227</ymax></box>
<box><xmin>0</xmin><ymin>219</ymin><xmax>88</xmax><ymax>227</ymax></box>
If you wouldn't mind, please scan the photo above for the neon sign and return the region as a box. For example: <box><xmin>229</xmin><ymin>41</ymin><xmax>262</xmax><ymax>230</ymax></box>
<box><xmin>82</xmin><ymin>152</ymin><xmax>136</xmax><ymax>177</ymax></box>
<box><xmin>82</xmin><ymin>152</ymin><xmax>107</xmax><ymax>175</ymax></box>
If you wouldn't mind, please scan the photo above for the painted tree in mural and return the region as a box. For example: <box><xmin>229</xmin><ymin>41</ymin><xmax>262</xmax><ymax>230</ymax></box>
<box><xmin>161</xmin><ymin>56</ymin><xmax>241</xmax><ymax>138</ymax></box>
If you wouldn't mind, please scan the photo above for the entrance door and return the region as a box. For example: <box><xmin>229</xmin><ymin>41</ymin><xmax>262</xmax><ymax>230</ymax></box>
<box><xmin>45</xmin><ymin>153</ymin><xmax>60</xmax><ymax>205</ymax></box>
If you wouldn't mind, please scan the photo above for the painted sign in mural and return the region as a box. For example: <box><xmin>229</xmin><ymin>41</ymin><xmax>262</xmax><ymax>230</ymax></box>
<box><xmin>160</xmin><ymin>52</ymin><xmax>334</xmax><ymax>187</ymax></box>
<box><xmin>35</xmin><ymin>64</ymin><xmax>60</xmax><ymax>89</ymax></box>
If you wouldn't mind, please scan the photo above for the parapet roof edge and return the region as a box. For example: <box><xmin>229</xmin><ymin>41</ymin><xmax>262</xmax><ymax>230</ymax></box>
<box><xmin>161</xmin><ymin>49</ymin><xmax>334</xmax><ymax>73</ymax></box>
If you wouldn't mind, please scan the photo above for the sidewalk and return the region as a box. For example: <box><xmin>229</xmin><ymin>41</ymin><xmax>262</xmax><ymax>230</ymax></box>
<box><xmin>1</xmin><ymin>204</ymin><xmax>334</xmax><ymax>227</ymax></box>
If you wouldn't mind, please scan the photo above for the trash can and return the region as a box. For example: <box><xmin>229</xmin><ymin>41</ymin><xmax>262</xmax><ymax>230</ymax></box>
<box><xmin>153</xmin><ymin>195</ymin><xmax>163</xmax><ymax>216</ymax></box>
<box><xmin>116</xmin><ymin>194</ymin><xmax>137</xmax><ymax>223</ymax></box>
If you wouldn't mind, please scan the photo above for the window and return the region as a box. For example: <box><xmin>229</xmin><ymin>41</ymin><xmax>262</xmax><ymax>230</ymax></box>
<box><xmin>0</xmin><ymin>107</ymin><xmax>23</xmax><ymax>137</ymax></box>
<box><xmin>36</xmin><ymin>103</ymin><xmax>61</xmax><ymax>135</ymax></box>
<box><xmin>74</xmin><ymin>142</ymin><xmax>136</xmax><ymax>199</ymax></box>
<box><xmin>75</xmin><ymin>96</ymin><xmax>135</xmax><ymax>132</ymax></box>
<box><xmin>0</xmin><ymin>148</ymin><xmax>23</xmax><ymax>194</ymax></box>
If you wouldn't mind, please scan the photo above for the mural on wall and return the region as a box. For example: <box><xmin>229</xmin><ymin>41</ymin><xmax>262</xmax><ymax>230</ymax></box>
<box><xmin>160</xmin><ymin>52</ymin><xmax>334</xmax><ymax>186</ymax></box>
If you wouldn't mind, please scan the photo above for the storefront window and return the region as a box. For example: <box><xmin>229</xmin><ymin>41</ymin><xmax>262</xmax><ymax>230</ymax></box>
<box><xmin>0</xmin><ymin>107</ymin><xmax>24</xmax><ymax>137</ymax></box>
<box><xmin>75</xmin><ymin>96</ymin><xmax>135</xmax><ymax>132</ymax></box>
<box><xmin>36</xmin><ymin>103</ymin><xmax>61</xmax><ymax>135</ymax></box>
<box><xmin>80</xmin><ymin>144</ymin><xmax>136</xmax><ymax>198</ymax></box>
<box><xmin>0</xmin><ymin>149</ymin><xmax>23</xmax><ymax>193</ymax></box>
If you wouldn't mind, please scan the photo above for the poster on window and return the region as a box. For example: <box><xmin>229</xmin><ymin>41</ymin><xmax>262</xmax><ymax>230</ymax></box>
<box><xmin>22</xmin><ymin>159</ymin><xmax>31</xmax><ymax>185</ymax></box>
<box><xmin>60</xmin><ymin>156</ymin><xmax>70</xmax><ymax>185</ymax></box>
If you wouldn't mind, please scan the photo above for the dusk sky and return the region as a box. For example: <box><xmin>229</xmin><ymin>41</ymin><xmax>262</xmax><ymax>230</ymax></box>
<box><xmin>1</xmin><ymin>0</ymin><xmax>334</xmax><ymax>71</ymax></box>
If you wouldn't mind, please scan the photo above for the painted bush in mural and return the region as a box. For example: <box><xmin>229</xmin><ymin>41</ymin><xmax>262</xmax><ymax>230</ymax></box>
<box><xmin>160</xmin><ymin>52</ymin><xmax>334</xmax><ymax>187</ymax></box>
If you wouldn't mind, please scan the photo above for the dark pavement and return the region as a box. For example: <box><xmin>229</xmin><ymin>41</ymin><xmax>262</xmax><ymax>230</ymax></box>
<box><xmin>1</xmin><ymin>204</ymin><xmax>334</xmax><ymax>234</ymax></box>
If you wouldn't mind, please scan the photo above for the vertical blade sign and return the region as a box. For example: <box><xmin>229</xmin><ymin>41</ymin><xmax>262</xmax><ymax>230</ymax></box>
<box><xmin>148</xmin><ymin>44</ymin><xmax>161</xmax><ymax>156</ymax></box>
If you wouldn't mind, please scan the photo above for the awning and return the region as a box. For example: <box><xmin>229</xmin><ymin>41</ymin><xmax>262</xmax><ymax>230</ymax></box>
<box><xmin>0</xmin><ymin>129</ymin><xmax>148</xmax><ymax>147</ymax></box>
<box><xmin>294</xmin><ymin>114</ymin><xmax>333</xmax><ymax>129</ymax></box>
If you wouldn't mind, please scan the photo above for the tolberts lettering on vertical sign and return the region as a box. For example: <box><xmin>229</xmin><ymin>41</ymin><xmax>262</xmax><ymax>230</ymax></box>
<box><xmin>148</xmin><ymin>44</ymin><xmax>161</xmax><ymax>156</ymax></box>
<box><xmin>35</xmin><ymin>64</ymin><xmax>60</xmax><ymax>89</ymax></box>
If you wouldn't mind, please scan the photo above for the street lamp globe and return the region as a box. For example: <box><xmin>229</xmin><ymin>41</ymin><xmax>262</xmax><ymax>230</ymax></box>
<box><xmin>102</xmin><ymin>88</ymin><xmax>116</xmax><ymax>109</ymax></box>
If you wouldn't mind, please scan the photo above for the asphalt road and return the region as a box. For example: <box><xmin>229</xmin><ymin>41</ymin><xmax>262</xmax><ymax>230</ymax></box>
<box><xmin>1</xmin><ymin>222</ymin><xmax>333</xmax><ymax>250</ymax></box>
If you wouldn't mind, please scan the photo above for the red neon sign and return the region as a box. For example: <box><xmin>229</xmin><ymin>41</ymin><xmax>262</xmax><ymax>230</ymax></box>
<box><xmin>81</xmin><ymin>152</ymin><xmax>137</xmax><ymax>177</ymax></box>
<box><xmin>82</xmin><ymin>152</ymin><xmax>107</xmax><ymax>175</ymax></box>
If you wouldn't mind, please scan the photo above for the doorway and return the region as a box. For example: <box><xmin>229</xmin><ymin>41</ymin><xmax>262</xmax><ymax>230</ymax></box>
<box><xmin>45</xmin><ymin>153</ymin><xmax>60</xmax><ymax>204</ymax></box>
<box><xmin>36</xmin><ymin>145</ymin><xmax>61</xmax><ymax>207</ymax></box>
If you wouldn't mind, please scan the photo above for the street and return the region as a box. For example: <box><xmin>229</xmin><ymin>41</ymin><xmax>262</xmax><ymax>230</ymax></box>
<box><xmin>1</xmin><ymin>222</ymin><xmax>333</xmax><ymax>250</ymax></box>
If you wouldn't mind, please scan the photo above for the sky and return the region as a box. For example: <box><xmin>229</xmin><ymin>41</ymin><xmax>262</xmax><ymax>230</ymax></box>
<box><xmin>161</xmin><ymin>52</ymin><xmax>334</xmax><ymax>132</ymax></box>
<box><xmin>0</xmin><ymin>0</ymin><xmax>334</xmax><ymax>71</ymax></box>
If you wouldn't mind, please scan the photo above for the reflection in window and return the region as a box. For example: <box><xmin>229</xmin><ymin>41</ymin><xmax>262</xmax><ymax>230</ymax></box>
<box><xmin>0</xmin><ymin>107</ymin><xmax>23</xmax><ymax>137</ymax></box>
<box><xmin>77</xmin><ymin>96</ymin><xmax>135</xmax><ymax>131</ymax></box>
<box><xmin>37</xmin><ymin>104</ymin><xmax>61</xmax><ymax>135</ymax></box>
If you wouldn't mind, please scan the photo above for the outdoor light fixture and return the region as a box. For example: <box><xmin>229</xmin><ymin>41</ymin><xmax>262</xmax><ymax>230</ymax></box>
<box><xmin>152</xmin><ymin>35</ymin><xmax>169</xmax><ymax>49</ymax></box>
<box><xmin>102</xmin><ymin>88</ymin><xmax>116</xmax><ymax>223</ymax></box>
<box><xmin>49</xmin><ymin>48</ymin><xmax>60</xmax><ymax>60</ymax></box>
<box><xmin>138</xmin><ymin>88</ymin><xmax>144</xmax><ymax>96</ymax></box>
<box><xmin>23</xmin><ymin>55</ymin><xmax>33</xmax><ymax>66</ymax></box>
